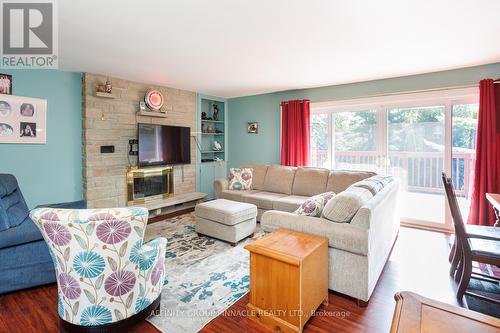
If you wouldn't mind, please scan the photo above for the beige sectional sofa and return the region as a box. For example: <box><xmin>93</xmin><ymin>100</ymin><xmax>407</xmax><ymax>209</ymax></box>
<box><xmin>214</xmin><ymin>164</ymin><xmax>400</xmax><ymax>303</ymax></box>
<box><xmin>215</xmin><ymin>165</ymin><xmax>378</xmax><ymax>220</ymax></box>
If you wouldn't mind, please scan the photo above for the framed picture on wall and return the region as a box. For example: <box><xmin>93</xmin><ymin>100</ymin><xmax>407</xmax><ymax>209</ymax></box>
<box><xmin>247</xmin><ymin>121</ymin><xmax>258</xmax><ymax>134</ymax></box>
<box><xmin>0</xmin><ymin>74</ymin><xmax>12</xmax><ymax>95</ymax></box>
<box><xmin>0</xmin><ymin>94</ymin><xmax>47</xmax><ymax>144</ymax></box>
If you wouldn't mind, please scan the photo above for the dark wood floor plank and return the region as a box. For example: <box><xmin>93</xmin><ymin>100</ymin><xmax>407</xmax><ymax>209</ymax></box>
<box><xmin>0</xmin><ymin>227</ymin><xmax>458</xmax><ymax>333</ymax></box>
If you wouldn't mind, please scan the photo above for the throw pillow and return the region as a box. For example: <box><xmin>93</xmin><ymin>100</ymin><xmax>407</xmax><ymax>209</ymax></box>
<box><xmin>349</xmin><ymin>178</ymin><xmax>384</xmax><ymax>195</ymax></box>
<box><xmin>322</xmin><ymin>187</ymin><xmax>373</xmax><ymax>223</ymax></box>
<box><xmin>228</xmin><ymin>168</ymin><xmax>253</xmax><ymax>190</ymax></box>
<box><xmin>294</xmin><ymin>192</ymin><xmax>336</xmax><ymax>217</ymax></box>
<box><xmin>370</xmin><ymin>175</ymin><xmax>394</xmax><ymax>186</ymax></box>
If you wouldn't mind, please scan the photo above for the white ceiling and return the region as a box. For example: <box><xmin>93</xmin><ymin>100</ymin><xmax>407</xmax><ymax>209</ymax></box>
<box><xmin>60</xmin><ymin>0</ymin><xmax>500</xmax><ymax>98</ymax></box>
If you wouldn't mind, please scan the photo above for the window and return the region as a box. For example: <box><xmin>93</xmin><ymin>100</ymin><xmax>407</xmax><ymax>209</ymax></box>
<box><xmin>310</xmin><ymin>113</ymin><xmax>329</xmax><ymax>168</ymax></box>
<box><xmin>310</xmin><ymin>88</ymin><xmax>479</xmax><ymax>230</ymax></box>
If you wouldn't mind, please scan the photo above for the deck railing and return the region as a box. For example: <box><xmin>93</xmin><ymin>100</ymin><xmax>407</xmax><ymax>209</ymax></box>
<box><xmin>311</xmin><ymin>150</ymin><xmax>475</xmax><ymax>196</ymax></box>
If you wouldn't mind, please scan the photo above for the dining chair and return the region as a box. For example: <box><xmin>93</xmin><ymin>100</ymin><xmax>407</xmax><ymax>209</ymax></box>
<box><xmin>30</xmin><ymin>207</ymin><xmax>166</xmax><ymax>332</ymax></box>
<box><xmin>449</xmin><ymin>224</ymin><xmax>500</xmax><ymax>281</ymax></box>
<box><xmin>442</xmin><ymin>173</ymin><xmax>500</xmax><ymax>305</ymax></box>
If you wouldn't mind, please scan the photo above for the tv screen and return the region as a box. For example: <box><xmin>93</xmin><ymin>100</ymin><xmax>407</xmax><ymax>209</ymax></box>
<box><xmin>138</xmin><ymin>123</ymin><xmax>191</xmax><ymax>166</ymax></box>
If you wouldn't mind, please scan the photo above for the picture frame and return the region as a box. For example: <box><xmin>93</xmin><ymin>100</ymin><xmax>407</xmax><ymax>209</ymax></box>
<box><xmin>247</xmin><ymin>121</ymin><xmax>258</xmax><ymax>134</ymax></box>
<box><xmin>0</xmin><ymin>94</ymin><xmax>47</xmax><ymax>144</ymax></box>
<box><xmin>0</xmin><ymin>74</ymin><xmax>12</xmax><ymax>95</ymax></box>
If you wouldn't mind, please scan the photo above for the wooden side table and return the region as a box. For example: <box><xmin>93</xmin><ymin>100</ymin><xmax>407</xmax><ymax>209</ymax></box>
<box><xmin>390</xmin><ymin>291</ymin><xmax>500</xmax><ymax>333</ymax></box>
<box><xmin>244</xmin><ymin>228</ymin><xmax>328</xmax><ymax>333</ymax></box>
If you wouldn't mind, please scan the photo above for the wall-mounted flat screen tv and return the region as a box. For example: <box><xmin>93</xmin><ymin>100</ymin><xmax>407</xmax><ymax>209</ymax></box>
<box><xmin>138</xmin><ymin>123</ymin><xmax>191</xmax><ymax>166</ymax></box>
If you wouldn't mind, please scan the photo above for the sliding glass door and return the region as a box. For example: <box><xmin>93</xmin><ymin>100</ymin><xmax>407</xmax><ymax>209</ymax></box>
<box><xmin>451</xmin><ymin>103</ymin><xmax>478</xmax><ymax>222</ymax></box>
<box><xmin>333</xmin><ymin>111</ymin><xmax>378</xmax><ymax>172</ymax></box>
<box><xmin>311</xmin><ymin>110</ymin><xmax>380</xmax><ymax>171</ymax></box>
<box><xmin>310</xmin><ymin>88</ymin><xmax>479</xmax><ymax>231</ymax></box>
<box><xmin>387</xmin><ymin>105</ymin><xmax>446</xmax><ymax>224</ymax></box>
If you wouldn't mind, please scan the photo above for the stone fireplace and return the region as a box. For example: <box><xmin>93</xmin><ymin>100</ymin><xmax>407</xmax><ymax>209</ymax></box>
<box><xmin>82</xmin><ymin>73</ymin><xmax>196</xmax><ymax>208</ymax></box>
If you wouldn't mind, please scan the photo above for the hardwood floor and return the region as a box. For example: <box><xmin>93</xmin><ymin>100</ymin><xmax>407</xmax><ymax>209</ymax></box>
<box><xmin>0</xmin><ymin>227</ymin><xmax>458</xmax><ymax>333</ymax></box>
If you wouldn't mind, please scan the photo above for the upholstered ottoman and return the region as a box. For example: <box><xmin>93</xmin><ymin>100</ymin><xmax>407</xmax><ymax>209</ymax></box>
<box><xmin>195</xmin><ymin>199</ymin><xmax>257</xmax><ymax>246</ymax></box>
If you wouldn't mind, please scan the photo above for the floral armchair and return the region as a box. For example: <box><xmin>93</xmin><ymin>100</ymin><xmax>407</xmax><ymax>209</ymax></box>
<box><xmin>30</xmin><ymin>207</ymin><xmax>166</xmax><ymax>331</ymax></box>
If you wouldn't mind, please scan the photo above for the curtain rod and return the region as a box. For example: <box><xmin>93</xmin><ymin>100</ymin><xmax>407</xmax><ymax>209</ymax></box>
<box><xmin>310</xmin><ymin>84</ymin><xmax>478</xmax><ymax>104</ymax></box>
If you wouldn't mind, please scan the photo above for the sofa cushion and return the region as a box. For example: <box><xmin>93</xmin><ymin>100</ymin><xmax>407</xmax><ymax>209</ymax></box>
<box><xmin>292</xmin><ymin>167</ymin><xmax>329</xmax><ymax>196</ymax></box>
<box><xmin>322</xmin><ymin>187</ymin><xmax>373</xmax><ymax>223</ymax></box>
<box><xmin>273</xmin><ymin>195</ymin><xmax>309</xmax><ymax>212</ymax></box>
<box><xmin>220</xmin><ymin>190</ymin><xmax>261</xmax><ymax>202</ymax></box>
<box><xmin>263</xmin><ymin>165</ymin><xmax>296</xmax><ymax>195</ymax></box>
<box><xmin>294</xmin><ymin>192</ymin><xmax>336</xmax><ymax>217</ymax></box>
<box><xmin>241</xmin><ymin>164</ymin><xmax>269</xmax><ymax>190</ymax></box>
<box><xmin>228</xmin><ymin>168</ymin><xmax>253</xmax><ymax>190</ymax></box>
<box><xmin>326</xmin><ymin>170</ymin><xmax>376</xmax><ymax>194</ymax></box>
<box><xmin>260</xmin><ymin>210</ymin><xmax>369</xmax><ymax>255</ymax></box>
<box><xmin>244</xmin><ymin>191</ymin><xmax>288</xmax><ymax>210</ymax></box>
<box><xmin>0</xmin><ymin>240</ymin><xmax>56</xmax><ymax>294</ymax></box>
<box><xmin>350</xmin><ymin>178</ymin><xmax>384</xmax><ymax>195</ymax></box>
<box><xmin>0</xmin><ymin>217</ymin><xmax>43</xmax><ymax>249</ymax></box>
<box><xmin>0</xmin><ymin>174</ymin><xmax>30</xmax><ymax>231</ymax></box>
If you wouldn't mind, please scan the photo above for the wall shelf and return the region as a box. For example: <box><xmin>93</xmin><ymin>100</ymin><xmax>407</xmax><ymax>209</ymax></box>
<box><xmin>201</xmin><ymin>120</ymin><xmax>224</xmax><ymax>123</ymax></box>
<box><xmin>137</xmin><ymin>110</ymin><xmax>168</xmax><ymax>117</ymax></box>
<box><xmin>96</xmin><ymin>92</ymin><xmax>116</xmax><ymax>99</ymax></box>
<box><xmin>196</xmin><ymin>96</ymin><xmax>227</xmax><ymax>200</ymax></box>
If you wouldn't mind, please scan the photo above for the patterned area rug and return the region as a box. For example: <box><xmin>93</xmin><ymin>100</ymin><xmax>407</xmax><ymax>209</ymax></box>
<box><xmin>467</xmin><ymin>262</ymin><xmax>500</xmax><ymax>318</ymax></box>
<box><xmin>143</xmin><ymin>213</ymin><xmax>263</xmax><ymax>333</ymax></box>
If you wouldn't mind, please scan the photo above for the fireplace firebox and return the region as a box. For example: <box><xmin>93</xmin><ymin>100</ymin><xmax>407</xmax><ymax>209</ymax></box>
<box><xmin>126</xmin><ymin>166</ymin><xmax>173</xmax><ymax>205</ymax></box>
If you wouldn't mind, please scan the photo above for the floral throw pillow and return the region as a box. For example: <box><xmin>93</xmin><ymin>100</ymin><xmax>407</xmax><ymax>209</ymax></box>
<box><xmin>294</xmin><ymin>192</ymin><xmax>336</xmax><ymax>217</ymax></box>
<box><xmin>228</xmin><ymin>168</ymin><xmax>253</xmax><ymax>190</ymax></box>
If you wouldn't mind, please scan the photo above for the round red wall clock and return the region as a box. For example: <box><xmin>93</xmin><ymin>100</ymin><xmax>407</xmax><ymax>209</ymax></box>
<box><xmin>144</xmin><ymin>90</ymin><xmax>164</xmax><ymax>111</ymax></box>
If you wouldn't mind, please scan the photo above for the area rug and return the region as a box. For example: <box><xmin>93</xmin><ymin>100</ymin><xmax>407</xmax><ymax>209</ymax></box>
<box><xmin>466</xmin><ymin>262</ymin><xmax>500</xmax><ymax>318</ymax></box>
<box><xmin>143</xmin><ymin>213</ymin><xmax>263</xmax><ymax>333</ymax></box>
<box><xmin>448</xmin><ymin>238</ymin><xmax>500</xmax><ymax>317</ymax></box>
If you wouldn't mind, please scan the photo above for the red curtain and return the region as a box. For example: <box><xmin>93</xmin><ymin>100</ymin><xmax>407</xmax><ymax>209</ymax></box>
<box><xmin>467</xmin><ymin>79</ymin><xmax>500</xmax><ymax>226</ymax></box>
<box><xmin>281</xmin><ymin>99</ymin><xmax>310</xmax><ymax>167</ymax></box>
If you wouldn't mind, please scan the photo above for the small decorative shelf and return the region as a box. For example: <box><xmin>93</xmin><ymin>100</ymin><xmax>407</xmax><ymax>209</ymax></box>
<box><xmin>96</xmin><ymin>92</ymin><xmax>116</xmax><ymax>99</ymax></box>
<box><xmin>138</xmin><ymin>110</ymin><xmax>168</xmax><ymax>118</ymax></box>
<box><xmin>201</xmin><ymin>150</ymin><xmax>224</xmax><ymax>153</ymax></box>
<box><xmin>201</xmin><ymin>132</ymin><xmax>224</xmax><ymax>135</ymax></box>
<box><xmin>201</xmin><ymin>120</ymin><xmax>224</xmax><ymax>124</ymax></box>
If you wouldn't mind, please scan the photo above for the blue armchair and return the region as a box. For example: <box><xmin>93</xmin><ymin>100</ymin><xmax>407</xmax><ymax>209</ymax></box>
<box><xmin>0</xmin><ymin>174</ymin><xmax>86</xmax><ymax>294</ymax></box>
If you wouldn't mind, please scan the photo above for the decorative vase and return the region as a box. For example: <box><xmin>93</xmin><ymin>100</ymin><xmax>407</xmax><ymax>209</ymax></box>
<box><xmin>212</xmin><ymin>104</ymin><xmax>220</xmax><ymax>121</ymax></box>
<box><xmin>105</xmin><ymin>80</ymin><xmax>112</xmax><ymax>94</ymax></box>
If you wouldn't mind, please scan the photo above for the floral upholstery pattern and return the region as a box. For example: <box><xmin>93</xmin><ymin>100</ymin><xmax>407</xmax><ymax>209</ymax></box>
<box><xmin>294</xmin><ymin>192</ymin><xmax>336</xmax><ymax>217</ymax></box>
<box><xmin>228</xmin><ymin>168</ymin><xmax>253</xmax><ymax>190</ymax></box>
<box><xmin>30</xmin><ymin>207</ymin><xmax>166</xmax><ymax>326</ymax></box>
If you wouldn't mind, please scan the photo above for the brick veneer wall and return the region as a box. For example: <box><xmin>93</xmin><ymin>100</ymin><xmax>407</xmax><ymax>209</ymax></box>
<box><xmin>82</xmin><ymin>73</ymin><xmax>197</xmax><ymax>208</ymax></box>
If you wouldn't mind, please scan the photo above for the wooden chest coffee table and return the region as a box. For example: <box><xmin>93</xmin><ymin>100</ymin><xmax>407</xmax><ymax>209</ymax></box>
<box><xmin>391</xmin><ymin>291</ymin><xmax>500</xmax><ymax>333</ymax></box>
<box><xmin>244</xmin><ymin>228</ymin><xmax>328</xmax><ymax>333</ymax></box>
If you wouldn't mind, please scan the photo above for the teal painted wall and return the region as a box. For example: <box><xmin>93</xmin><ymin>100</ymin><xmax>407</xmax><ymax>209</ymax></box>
<box><xmin>228</xmin><ymin>62</ymin><xmax>500</xmax><ymax>168</ymax></box>
<box><xmin>0</xmin><ymin>70</ymin><xmax>83</xmax><ymax>208</ymax></box>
